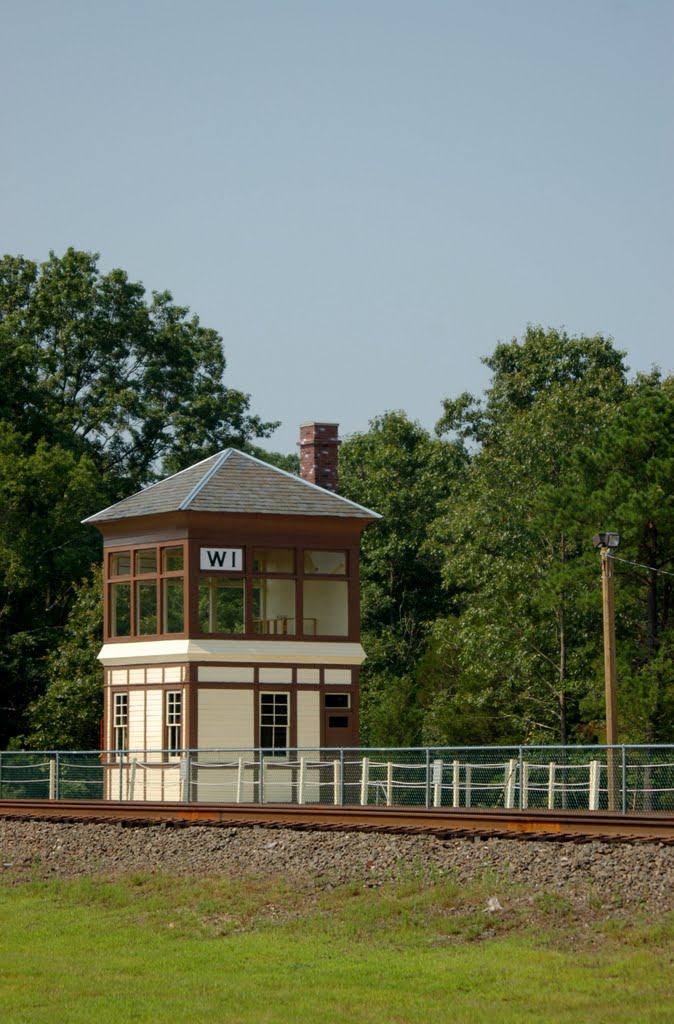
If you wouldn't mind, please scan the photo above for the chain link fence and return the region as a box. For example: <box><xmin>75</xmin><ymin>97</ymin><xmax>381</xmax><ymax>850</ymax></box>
<box><xmin>1</xmin><ymin>745</ymin><xmax>674</xmax><ymax>812</ymax></box>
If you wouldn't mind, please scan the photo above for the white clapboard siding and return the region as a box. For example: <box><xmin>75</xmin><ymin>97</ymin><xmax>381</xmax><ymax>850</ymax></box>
<box><xmin>324</xmin><ymin>669</ymin><xmax>352</xmax><ymax>685</ymax></box>
<box><xmin>145</xmin><ymin>690</ymin><xmax>163</xmax><ymax>755</ymax></box>
<box><xmin>297</xmin><ymin>691</ymin><xmax>320</xmax><ymax>748</ymax></box>
<box><xmin>128</xmin><ymin>691</ymin><xmax>146</xmax><ymax>749</ymax></box>
<box><xmin>198</xmin><ymin>689</ymin><xmax>255</xmax><ymax>749</ymax></box>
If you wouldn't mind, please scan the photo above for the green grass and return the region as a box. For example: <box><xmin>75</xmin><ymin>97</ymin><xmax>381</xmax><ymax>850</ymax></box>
<box><xmin>1</xmin><ymin>869</ymin><xmax>673</xmax><ymax>1023</ymax></box>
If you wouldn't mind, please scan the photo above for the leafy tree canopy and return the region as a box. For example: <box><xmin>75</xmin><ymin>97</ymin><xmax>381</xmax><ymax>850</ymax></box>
<box><xmin>0</xmin><ymin>248</ymin><xmax>278</xmax><ymax>745</ymax></box>
<box><xmin>0</xmin><ymin>247</ymin><xmax>278</xmax><ymax>492</ymax></box>
<box><xmin>339</xmin><ymin>411</ymin><xmax>467</xmax><ymax>744</ymax></box>
<box><xmin>557</xmin><ymin>383</ymin><xmax>674</xmax><ymax>741</ymax></box>
<box><xmin>428</xmin><ymin>327</ymin><xmax>633</xmax><ymax>745</ymax></box>
<box><xmin>26</xmin><ymin>567</ymin><xmax>103</xmax><ymax>750</ymax></box>
<box><xmin>437</xmin><ymin>326</ymin><xmax>628</xmax><ymax>446</ymax></box>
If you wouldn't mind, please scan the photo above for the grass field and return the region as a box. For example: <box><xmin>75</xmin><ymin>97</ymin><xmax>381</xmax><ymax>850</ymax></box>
<box><xmin>1</xmin><ymin>869</ymin><xmax>673</xmax><ymax>1023</ymax></box>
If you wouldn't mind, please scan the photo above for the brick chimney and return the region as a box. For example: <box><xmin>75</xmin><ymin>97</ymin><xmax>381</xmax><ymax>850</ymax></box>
<box><xmin>298</xmin><ymin>422</ymin><xmax>340</xmax><ymax>493</ymax></box>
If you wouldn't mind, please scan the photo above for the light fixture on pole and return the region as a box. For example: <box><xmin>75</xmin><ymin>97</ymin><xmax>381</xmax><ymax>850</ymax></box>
<box><xmin>593</xmin><ymin>531</ymin><xmax>620</xmax><ymax>810</ymax></box>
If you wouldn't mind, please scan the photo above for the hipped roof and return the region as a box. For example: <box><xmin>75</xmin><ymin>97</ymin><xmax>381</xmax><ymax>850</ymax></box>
<box><xmin>83</xmin><ymin>449</ymin><xmax>380</xmax><ymax>525</ymax></box>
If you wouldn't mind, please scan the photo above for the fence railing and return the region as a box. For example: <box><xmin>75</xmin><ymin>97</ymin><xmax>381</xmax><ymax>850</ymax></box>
<box><xmin>1</xmin><ymin>745</ymin><xmax>674</xmax><ymax>813</ymax></box>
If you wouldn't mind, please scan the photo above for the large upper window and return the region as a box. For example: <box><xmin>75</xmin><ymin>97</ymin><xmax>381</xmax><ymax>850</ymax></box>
<box><xmin>253</xmin><ymin>578</ymin><xmax>296</xmax><ymax>634</ymax></box>
<box><xmin>303</xmin><ymin>580</ymin><xmax>348</xmax><ymax>636</ymax></box>
<box><xmin>110</xmin><ymin>580</ymin><xmax>131</xmax><ymax>638</ymax></box>
<box><xmin>108</xmin><ymin>545</ymin><xmax>184</xmax><ymax>638</ymax></box>
<box><xmin>253</xmin><ymin>548</ymin><xmax>294</xmax><ymax>574</ymax></box>
<box><xmin>199</xmin><ymin>577</ymin><xmax>245</xmax><ymax>633</ymax></box>
<box><xmin>196</xmin><ymin>545</ymin><xmax>351</xmax><ymax>639</ymax></box>
<box><xmin>303</xmin><ymin>550</ymin><xmax>347</xmax><ymax>575</ymax></box>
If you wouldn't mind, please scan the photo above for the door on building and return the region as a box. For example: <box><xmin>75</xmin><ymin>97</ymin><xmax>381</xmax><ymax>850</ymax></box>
<box><xmin>323</xmin><ymin>692</ymin><xmax>353</xmax><ymax>747</ymax></box>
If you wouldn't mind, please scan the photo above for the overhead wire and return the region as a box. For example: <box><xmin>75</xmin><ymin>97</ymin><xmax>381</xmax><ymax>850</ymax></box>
<box><xmin>608</xmin><ymin>553</ymin><xmax>674</xmax><ymax>578</ymax></box>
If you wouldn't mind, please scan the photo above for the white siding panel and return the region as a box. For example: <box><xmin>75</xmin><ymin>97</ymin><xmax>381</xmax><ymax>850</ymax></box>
<box><xmin>259</xmin><ymin>668</ymin><xmax>292</xmax><ymax>684</ymax></box>
<box><xmin>141</xmin><ymin>763</ymin><xmax>181</xmax><ymax>801</ymax></box>
<box><xmin>146</xmin><ymin>667</ymin><xmax>163</xmax><ymax>685</ymax></box>
<box><xmin>164</xmin><ymin>666</ymin><xmax>182</xmax><ymax>683</ymax></box>
<box><xmin>325</xmin><ymin>669</ymin><xmax>352</xmax><ymax>685</ymax></box>
<box><xmin>145</xmin><ymin>690</ymin><xmax>163</xmax><ymax>753</ymax></box>
<box><xmin>111</xmin><ymin>669</ymin><xmax>128</xmax><ymax>686</ymax></box>
<box><xmin>198</xmin><ymin>689</ymin><xmax>254</xmax><ymax>749</ymax></box>
<box><xmin>297</xmin><ymin>668</ymin><xmax>320</xmax><ymax>684</ymax></box>
<box><xmin>198</xmin><ymin>666</ymin><xmax>255</xmax><ymax>683</ymax></box>
<box><xmin>129</xmin><ymin>668</ymin><xmax>145</xmax><ymax>686</ymax></box>
<box><xmin>262</xmin><ymin>764</ymin><xmax>294</xmax><ymax>803</ymax></box>
<box><xmin>128</xmin><ymin>691</ymin><xmax>145</xmax><ymax>749</ymax></box>
<box><xmin>106</xmin><ymin>687</ymin><xmax>112</xmax><ymax>749</ymax></box>
<box><xmin>297</xmin><ymin>690</ymin><xmax>320</xmax><ymax>748</ymax></box>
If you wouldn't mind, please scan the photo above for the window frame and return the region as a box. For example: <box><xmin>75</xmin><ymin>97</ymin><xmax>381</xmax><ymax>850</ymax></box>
<box><xmin>165</xmin><ymin>690</ymin><xmax>182</xmax><ymax>756</ymax></box>
<box><xmin>324</xmin><ymin>693</ymin><xmax>350</xmax><ymax>709</ymax></box>
<box><xmin>106</xmin><ymin>543</ymin><xmax>185</xmax><ymax>641</ymax></box>
<box><xmin>259</xmin><ymin>691</ymin><xmax>289</xmax><ymax>758</ymax></box>
<box><xmin>195</xmin><ymin>544</ymin><xmax>354</xmax><ymax>641</ymax></box>
<box><xmin>113</xmin><ymin>692</ymin><xmax>128</xmax><ymax>754</ymax></box>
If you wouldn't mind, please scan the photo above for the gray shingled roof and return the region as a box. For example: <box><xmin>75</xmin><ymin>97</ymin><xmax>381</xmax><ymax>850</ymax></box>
<box><xmin>83</xmin><ymin>449</ymin><xmax>381</xmax><ymax>524</ymax></box>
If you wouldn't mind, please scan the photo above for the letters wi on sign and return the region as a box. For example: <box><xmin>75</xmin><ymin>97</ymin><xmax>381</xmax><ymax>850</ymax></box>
<box><xmin>200</xmin><ymin>548</ymin><xmax>243</xmax><ymax>572</ymax></box>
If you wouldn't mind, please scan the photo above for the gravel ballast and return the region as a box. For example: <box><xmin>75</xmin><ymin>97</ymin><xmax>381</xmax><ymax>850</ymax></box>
<box><xmin>2</xmin><ymin>819</ymin><xmax>674</xmax><ymax>914</ymax></box>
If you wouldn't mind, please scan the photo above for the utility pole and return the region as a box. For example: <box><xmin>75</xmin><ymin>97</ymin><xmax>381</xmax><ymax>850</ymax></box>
<box><xmin>593</xmin><ymin>533</ymin><xmax>620</xmax><ymax>811</ymax></box>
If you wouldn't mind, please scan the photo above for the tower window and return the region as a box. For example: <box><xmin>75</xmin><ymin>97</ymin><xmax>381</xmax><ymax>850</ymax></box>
<box><xmin>260</xmin><ymin>693</ymin><xmax>289</xmax><ymax>757</ymax></box>
<box><xmin>166</xmin><ymin>691</ymin><xmax>182</xmax><ymax>755</ymax></box>
<box><xmin>113</xmin><ymin>693</ymin><xmax>128</xmax><ymax>753</ymax></box>
<box><xmin>199</xmin><ymin>577</ymin><xmax>245</xmax><ymax>633</ymax></box>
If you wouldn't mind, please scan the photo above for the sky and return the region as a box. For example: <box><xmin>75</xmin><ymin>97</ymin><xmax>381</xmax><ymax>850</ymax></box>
<box><xmin>1</xmin><ymin>0</ymin><xmax>672</xmax><ymax>455</ymax></box>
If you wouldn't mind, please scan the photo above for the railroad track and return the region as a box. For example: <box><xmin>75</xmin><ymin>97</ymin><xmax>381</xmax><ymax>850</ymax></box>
<box><xmin>1</xmin><ymin>799</ymin><xmax>673</xmax><ymax>845</ymax></box>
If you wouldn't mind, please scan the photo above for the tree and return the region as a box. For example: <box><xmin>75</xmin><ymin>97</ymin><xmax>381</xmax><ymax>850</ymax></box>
<box><xmin>560</xmin><ymin>382</ymin><xmax>674</xmax><ymax>742</ymax></box>
<box><xmin>0</xmin><ymin>248</ymin><xmax>277</xmax><ymax>490</ymax></box>
<box><xmin>339</xmin><ymin>412</ymin><xmax>466</xmax><ymax>744</ymax></box>
<box><xmin>0</xmin><ymin>424</ymin><xmax>106</xmax><ymax>743</ymax></box>
<box><xmin>26</xmin><ymin>567</ymin><xmax>104</xmax><ymax>750</ymax></box>
<box><xmin>0</xmin><ymin>248</ymin><xmax>278</xmax><ymax>745</ymax></box>
<box><xmin>430</xmin><ymin>327</ymin><xmax>630</xmax><ymax>745</ymax></box>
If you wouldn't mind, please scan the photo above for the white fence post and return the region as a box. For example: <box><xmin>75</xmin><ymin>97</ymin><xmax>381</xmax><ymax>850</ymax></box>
<box><xmin>333</xmin><ymin>759</ymin><xmax>341</xmax><ymax>806</ymax></box>
<box><xmin>430</xmin><ymin>759</ymin><xmax>443</xmax><ymax>808</ymax></box>
<box><xmin>360</xmin><ymin>757</ymin><xmax>369</xmax><ymax>806</ymax></box>
<box><xmin>589</xmin><ymin>760</ymin><xmax>600</xmax><ymax>811</ymax></box>
<box><xmin>505</xmin><ymin>759</ymin><xmax>517</xmax><ymax>809</ymax></box>
<box><xmin>298</xmin><ymin>756</ymin><xmax>306</xmax><ymax>805</ymax></box>
<box><xmin>236</xmin><ymin>757</ymin><xmax>244</xmax><ymax>803</ymax></box>
<box><xmin>451</xmin><ymin>759</ymin><xmax>460</xmax><ymax>808</ymax></box>
<box><xmin>521</xmin><ymin>762</ymin><xmax>529</xmax><ymax>810</ymax></box>
<box><xmin>431</xmin><ymin>759</ymin><xmax>443</xmax><ymax>808</ymax></box>
<box><xmin>465</xmin><ymin>764</ymin><xmax>472</xmax><ymax>808</ymax></box>
<box><xmin>386</xmin><ymin>762</ymin><xmax>393</xmax><ymax>807</ymax></box>
<box><xmin>49</xmin><ymin>758</ymin><xmax>56</xmax><ymax>800</ymax></box>
<box><xmin>547</xmin><ymin>762</ymin><xmax>556</xmax><ymax>810</ymax></box>
<box><xmin>129</xmin><ymin>758</ymin><xmax>138</xmax><ymax>801</ymax></box>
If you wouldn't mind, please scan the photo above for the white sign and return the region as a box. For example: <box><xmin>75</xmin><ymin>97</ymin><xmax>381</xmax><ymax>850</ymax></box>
<box><xmin>200</xmin><ymin>548</ymin><xmax>243</xmax><ymax>571</ymax></box>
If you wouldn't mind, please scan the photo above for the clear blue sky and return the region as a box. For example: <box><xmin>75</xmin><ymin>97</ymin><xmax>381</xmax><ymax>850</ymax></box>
<box><xmin>1</xmin><ymin>0</ymin><xmax>672</xmax><ymax>455</ymax></box>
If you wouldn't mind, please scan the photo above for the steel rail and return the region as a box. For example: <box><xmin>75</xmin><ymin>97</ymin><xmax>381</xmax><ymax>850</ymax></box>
<box><xmin>1</xmin><ymin>799</ymin><xmax>674</xmax><ymax>844</ymax></box>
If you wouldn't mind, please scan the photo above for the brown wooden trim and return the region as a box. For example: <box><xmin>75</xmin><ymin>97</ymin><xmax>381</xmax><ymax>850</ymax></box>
<box><xmin>104</xmin><ymin>540</ymin><xmax>188</xmax><ymax>642</ymax></box>
<box><xmin>102</xmin><ymin>531</ymin><xmax>363</xmax><ymax>644</ymax></box>
<box><xmin>186</xmin><ymin>671</ymin><xmax>198</xmax><ymax>749</ymax></box>
<box><xmin>95</xmin><ymin>505</ymin><xmax>370</xmax><ymax>750</ymax></box>
<box><xmin>95</xmin><ymin>510</ymin><xmax>373</xmax><ymax>545</ymax></box>
<box><xmin>103</xmin><ymin>675</ymin><xmax>361</xmax><ymax>750</ymax></box>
